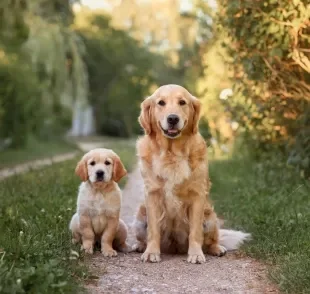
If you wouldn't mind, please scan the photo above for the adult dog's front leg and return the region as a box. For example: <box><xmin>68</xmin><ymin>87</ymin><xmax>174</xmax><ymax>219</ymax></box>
<box><xmin>188</xmin><ymin>198</ymin><xmax>206</xmax><ymax>264</ymax></box>
<box><xmin>101</xmin><ymin>217</ymin><xmax>118</xmax><ymax>257</ymax></box>
<box><xmin>79</xmin><ymin>215</ymin><xmax>95</xmax><ymax>254</ymax></box>
<box><xmin>141</xmin><ymin>190</ymin><xmax>162</xmax><ymax>263</ymax></box>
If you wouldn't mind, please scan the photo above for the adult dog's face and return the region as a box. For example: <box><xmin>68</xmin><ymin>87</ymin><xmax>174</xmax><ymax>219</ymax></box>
<box><xmin>139</xmin><ymin>85</ymin><xmax>201</xmax><ymax>139</ymax></box>
<box><xmin>75</xmin><ymin>148</ymin><xmax>127</xmax><ymax>184</ymax></box>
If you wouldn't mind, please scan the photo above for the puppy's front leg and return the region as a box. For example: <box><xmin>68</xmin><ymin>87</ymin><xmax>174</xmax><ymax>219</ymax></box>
<box><xmin>141</xmin><ymin>190</ymin><xmax>162</xmax><ymax>263</ymax></box>
<box><xmin>101</xmin><ymin>217</ymin><xmax>118</xmax><ymax>257</ymax></box>
<box><xmin>80</xmin><ymin>215</ymin><xmax>95</xmax><ymax>254</ymax></box>
<box><xmin>188</xmin><ymin>197</ymin><xmax>206</xmax><ymax>264</ymax></box>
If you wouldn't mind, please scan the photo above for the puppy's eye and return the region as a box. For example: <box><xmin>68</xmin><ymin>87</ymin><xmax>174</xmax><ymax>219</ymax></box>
<box><xmin>179</xmin><ymin>100</ymin><xmax>186</xmax><ymax>106</ymax></box>
<box><xmin>158</xmin><ymin>100</ymin><xmax>166</xmax><ymax>106</ymax></box>
<box><xmin>104</xmin><ymin>161</ymin><xmax>111</xmax><ymax>165</ymax></box>
<box><xmin>90</xmin><ymin>161</ymin><xmax>96</xmax><ymax>166</ymax></box>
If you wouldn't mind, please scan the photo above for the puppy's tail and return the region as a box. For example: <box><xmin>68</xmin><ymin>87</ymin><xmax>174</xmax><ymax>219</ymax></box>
<box><xmin>219</xmin><ymin>229</ymin><xmax>251</xmax><ymax>251</ymax></box>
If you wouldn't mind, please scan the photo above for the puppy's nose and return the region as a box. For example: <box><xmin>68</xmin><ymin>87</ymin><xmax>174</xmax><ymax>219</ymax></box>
<box><xmin>167</xmin><ymin>114</ymin><xmax>180</xmax><ymax>125</ymax></box>
<box><xmin>96</xmin><ymin>170</ymin><xmax>104</xmax><ymax>178</ymax></box>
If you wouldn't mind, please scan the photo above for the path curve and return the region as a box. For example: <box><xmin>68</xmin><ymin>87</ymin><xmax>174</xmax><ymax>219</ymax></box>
<box><xmin>85</xmin><ymin>167</ymin><xmax>278</xmax><ymax>294</ymax></box>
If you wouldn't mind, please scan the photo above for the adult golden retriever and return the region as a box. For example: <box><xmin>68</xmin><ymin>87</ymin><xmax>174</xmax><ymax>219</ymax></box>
<box><xmin>133</xmin><ymin>84</ymin><xmax>250</xmax><ymax>264</ymax></box>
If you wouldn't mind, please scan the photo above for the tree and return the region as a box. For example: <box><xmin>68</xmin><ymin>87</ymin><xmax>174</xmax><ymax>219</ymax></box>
<box><xmin>217</xmin><ymin>0</ymin><xmax>310</xmax><ymax>175</ymax></box>
<box><xmin>74</xmin><ymin>10</ymin><xmax>162</xmax><ymax>137</ymax></box>
<box><xmin>0</xmin><ymin>0</ymin><xmax>88</xmax><ymax>147</ymax></box>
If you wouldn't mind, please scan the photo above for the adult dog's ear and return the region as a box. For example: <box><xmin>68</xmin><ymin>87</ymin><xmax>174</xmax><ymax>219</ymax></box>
<box><xmin>191</xmin><ymin>95</ymin><xmax>202</xmax><ymax>134</ymax></box>
<box><xmin>138</xmin><ymin>96</ymin><xmax>153</xmax><ymax>135</ymax></box>
<box><xmin>112</xmin><ymin>155</ymin><xmax>127</xmax><ymax>182</ymax></box>
<box><xmin>75</xmin><ymin>156</ymin><xmax>88</xmax><ymax>182</ymax></box>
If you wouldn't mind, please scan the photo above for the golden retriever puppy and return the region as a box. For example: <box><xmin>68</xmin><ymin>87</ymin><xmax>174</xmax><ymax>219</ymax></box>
<box><xmin>133</xmin><ymin>84</ymin><xmax>250</xmax><ymax>264</ymax></box>
<box><xmin>69</xmin><ymin>148</ymin><xmax>131</xmax><ymax>256</ymax></box>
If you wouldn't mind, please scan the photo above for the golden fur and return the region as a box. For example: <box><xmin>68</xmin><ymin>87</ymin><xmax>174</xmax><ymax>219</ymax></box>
<box><xmin>133</xmin><ymin>84</ymin><xmax>226</xmax><ymax>264</ymax></box>
<box><xmin>69</xmin><ymin>148</ymin><xmax>131</xmax><ymax>256</ymax></box>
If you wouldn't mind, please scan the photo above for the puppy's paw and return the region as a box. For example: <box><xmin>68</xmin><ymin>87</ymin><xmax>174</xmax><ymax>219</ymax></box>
<box><xmin>83</xmin><ymin>245</ymin><xmax>94</xmax><ymax>254</ymax></box>
<box><xmin>187</xmin><ymin>247</ymin><xmax>206</xmax><ymax>264</ymax></box>
<box><xmin>207</xmin><ymin>244</ymin><xmax>227</xmax><ymax>257</ymax></box>
<box><xmin>102</xmin><ymin>247</ymin><xmax>117</xmax><ymax>257</ymax></box>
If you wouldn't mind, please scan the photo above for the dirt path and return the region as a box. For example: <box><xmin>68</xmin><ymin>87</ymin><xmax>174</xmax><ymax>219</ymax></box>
<box><xmin>85</xmin><ymin>167</ymin><xmax>278</xmax><ymax>294</ymax></box>
<box><xmin>0</xmin><ymin>152</ymin><xmax>79</xmax><ymax>180</ymax></box>
<box><xmin>0</xmin><ymin>139</ymin><xmax>110</xmax><ymax>181</ymax></box>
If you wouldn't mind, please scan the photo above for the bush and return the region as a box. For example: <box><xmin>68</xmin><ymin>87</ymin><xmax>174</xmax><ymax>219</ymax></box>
<box><xmin>217</xmin><ymin>0</ymin><xmax>310</xmax><ymax>175</ymax></box>
<box><xmin>0</xmin><ymin>0</ymin><xmax>88</xmax><ymax>148</ymax></box>
<box><xmin>0</xmin><ymin>55</ymin><xmax>43</xmax><ymax>147</ymax></box>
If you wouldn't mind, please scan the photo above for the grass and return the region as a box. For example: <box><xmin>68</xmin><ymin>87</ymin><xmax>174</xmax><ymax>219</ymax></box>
<box><xmin>0</xmin><ymin>138</ymin><xmax>79</xmax><ymax>169</ymax></box>
<box><xmin>0</xmin><ymin>139</ymin><xmax>136</xmax><ymax>294</ymax></box>
<box><xmin>209</xmin><ymin>153</ymin><xmax>310</xmax><ymax>294</ymax></box>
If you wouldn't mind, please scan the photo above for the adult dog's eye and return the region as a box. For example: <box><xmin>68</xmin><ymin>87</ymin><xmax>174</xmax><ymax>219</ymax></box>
<box><xmin>90</xmin><ymin>161</ymin><xmax>96</xmax><ymax>166</ymax></box>
<box><xmin>179</xmin><ymin>100</ymin><xmax>186</xmax><ymax>106</ymax></box>
<box><xmin>104</xmin><ymin>161</ymin><xmax>111</xmax><ymax>165</ymax></box>
<box><xmin>158</xmin><ymin>100</ymin><xmax>166</xmax><ymax>106</ymax></box>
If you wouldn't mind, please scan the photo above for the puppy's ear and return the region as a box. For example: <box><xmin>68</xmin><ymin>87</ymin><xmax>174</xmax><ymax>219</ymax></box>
<box><xmin>75</xmin><ymin>157</ymin><xmax>88</xmax><ymax>182</ymax></box>
<box><xmin>191</xmin><ymin>95</ymin><xmax>202</xmax><ymax>134</ymax></box>
<box><xmin>138</xmin><ymin>96</ymin><xmax>153</xmax><ymax>135</ymax></box>
<box><xmin>112</xmin><ymin>155</ymin><xmax>127</xmax><ymax>182</ymax></box>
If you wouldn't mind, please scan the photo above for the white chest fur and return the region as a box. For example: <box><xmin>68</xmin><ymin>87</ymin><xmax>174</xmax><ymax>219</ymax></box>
<box><xmin>152</xmin><ymin>152</ymin><xmax>191</xmax><ymax>207</ymax></box>
<box><xmin>77</xmin><ymin>183</ymin><xmax>121</xmax><ymax>217</ymax></box>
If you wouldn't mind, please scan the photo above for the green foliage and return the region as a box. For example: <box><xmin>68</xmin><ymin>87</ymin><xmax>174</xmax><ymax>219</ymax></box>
<box><xmin>0</xmin><ymin>159</ymin><xmax>85</xmax><ymax>293</ymax></box>
<box><xmin>74</xmin><ymin>12</ymin><xmax>176</xmax><ymax>137</ymax></box>
<box><xmin>210</xmin><ymin>152</ymin><xmax>310</xmax><ymax>294</ymax></box>
<box><xmin>217</xmin><ymin>0</ymin><xmax>310</xmax><ymax>175</ymax></box>
<box><xmin>0</xmin><ymin>54</ymin><xmax>42</xmax><ymax>147</ymax></box>
<box><xmin>0</xmin><ymin>0</ymin><xmax>88</xmax><ymax>148</ymax></box>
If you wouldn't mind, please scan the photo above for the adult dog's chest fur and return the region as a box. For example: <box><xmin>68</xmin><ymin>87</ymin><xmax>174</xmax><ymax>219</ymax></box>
<box><xmin>152</xmin><ymin>151</ymin><xmax>192</xmax><ymax>216</ymax></box>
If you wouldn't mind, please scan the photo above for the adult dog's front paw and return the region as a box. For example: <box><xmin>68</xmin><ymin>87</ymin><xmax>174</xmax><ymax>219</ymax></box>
<box><xmin>187</xmin><ymin>247</ymin><xmax>206</xmax><ymax>264</ymax></box>
<box><xmin>102</xmin><ymin>246</ymin><xmax>117</xmax><ymax>257</ymax></box>
<box><xmin>141</xmin><ymin>245</ymin><xmax>161</xmax><ymax>262</ymax></box>
<box><xmin>141</xmin><ymin>251</ymin><xmax>161</xmax><ymax>263</ymax></box>
<box><xmin>207</xmin><ymin>244</ymin><xmax>227</xmax><ymax>257</ymax></box>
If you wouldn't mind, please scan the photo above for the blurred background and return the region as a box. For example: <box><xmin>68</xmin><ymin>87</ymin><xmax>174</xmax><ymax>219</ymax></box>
<box><xmin>0</xmin><ymin>0</ymin><xmax>309</xmax><ymax>175</ymax></box>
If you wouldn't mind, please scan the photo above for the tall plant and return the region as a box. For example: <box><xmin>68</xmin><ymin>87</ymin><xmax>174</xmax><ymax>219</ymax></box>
<box><xmin>217</xmin><ymin>0</ymin><xmax>310</xmax><ymax>174</ymax></box>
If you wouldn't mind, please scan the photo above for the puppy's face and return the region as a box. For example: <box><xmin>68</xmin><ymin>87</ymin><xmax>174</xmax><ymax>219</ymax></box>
<box><xmin>139</xmin><ymin>85</ymin><xmax>201</xmax><ymax>139</ymax></box>
<box><xmin>75</xmin><ymin>148</ymin><xmax>127</xmax><ymax>185</ymax></box>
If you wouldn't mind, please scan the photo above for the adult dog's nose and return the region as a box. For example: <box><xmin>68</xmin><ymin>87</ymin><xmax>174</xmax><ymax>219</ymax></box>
<box><xmin>167</xmin><ymin>114</ymin><xmax>180</xmax><ymax>126</ymax></box>
<box><xmin>96</xmin><ymin>170</ymin><xmax>104</xmax><ymax>179</ymax></box>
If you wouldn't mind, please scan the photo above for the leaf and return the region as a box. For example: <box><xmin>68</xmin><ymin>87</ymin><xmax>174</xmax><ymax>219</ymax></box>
<box><xmin>270</xmin><ymin>48</ymin><xmax>283</xmax><ymax>58</ymax></box>
<box><xmin>269</xmin><ymin>24</ymin><xmax>279</xmax><ymax>34</ymax></box>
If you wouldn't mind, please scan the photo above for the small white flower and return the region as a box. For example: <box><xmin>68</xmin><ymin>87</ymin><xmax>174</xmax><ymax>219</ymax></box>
<box><xmin>220</xmin><ymin>144</ymin><xmax>229</xmax><ymax>153</ymax></box>
<box><xmin>219</xmin><ymin>88</ymin><xmax>233</xmax><ymax>100</ymax></box>
<box><xmin>41</xmin><ymin>209</ymin><xmax>45</xmax><ymax>213</ymax></box>
<box><xmin>21</xmin><ymin>219</ymin><xmax>28</xmax><ymax>226</ymax></box>
<box><xmin>210</xmin><ymin>138</ymin><xmax>218</xmax><ymax>145</ymax></box>
<box><xmin>19</xmin><ymin>231</ymin><xmax>24</xmax><ymax>236</ymax></box>
<box><xmin>231</xmin><ymin>121</ymin><xmax>239</xmax><ymax>131</ymax></box>
<box><xmin>70</xmin><ymin>250</ymin><xmax>79</xmax><ymax>257</ymax></box>
<box><xmin>17</xmin><ymin>279</ymin><xmax>22</xmax><ymax>284</ymax></box>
